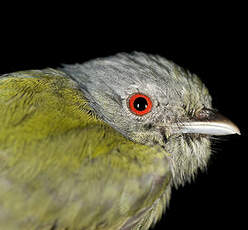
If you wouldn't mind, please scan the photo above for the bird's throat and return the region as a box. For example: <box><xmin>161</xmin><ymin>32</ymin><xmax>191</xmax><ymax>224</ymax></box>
<box><xmin>164</xmin><ymin>134</ymin><xmax>211</xmax><ymax>187</ymax></box>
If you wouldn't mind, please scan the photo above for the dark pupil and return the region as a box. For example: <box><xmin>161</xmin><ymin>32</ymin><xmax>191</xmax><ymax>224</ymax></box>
<box><xmin>133</xmin><ymin>97</ymin><xmax>148</xmax><ymax>111</ymax></box>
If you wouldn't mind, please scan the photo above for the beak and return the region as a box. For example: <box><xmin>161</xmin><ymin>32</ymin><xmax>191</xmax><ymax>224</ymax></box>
<box><xmin>173</xmin><ymin>109</ymin><xmax>241</xmax><ymax>136</ymax></box>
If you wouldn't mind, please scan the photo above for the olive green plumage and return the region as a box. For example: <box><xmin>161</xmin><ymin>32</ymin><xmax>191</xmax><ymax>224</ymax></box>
<box><xmin>0</xmin><ymin>53</ymin><xmax>239</xmax><ymax>230</ymax></box>
<box><xmin>0</xmin><ymin>68</ymin><xmax>170</xmax><ymax>230</ymax></box>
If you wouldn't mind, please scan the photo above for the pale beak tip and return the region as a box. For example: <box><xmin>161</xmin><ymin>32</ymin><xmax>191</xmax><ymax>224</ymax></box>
<box><xmin>235</xmin><ymin>128</ymin><xmax>241</xmax><ymax>135</ymax></box>
<box><xmin>217</xmin><ymin>116</ymin><xmax>241</xmax><ymax>136</ymax></box>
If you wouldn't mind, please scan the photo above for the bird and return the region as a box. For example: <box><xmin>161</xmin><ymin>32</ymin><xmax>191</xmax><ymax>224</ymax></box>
<box><xmin>0</xmin><ymin>52</ymin><xmax>240</xmax><ymax>230</ymax></box>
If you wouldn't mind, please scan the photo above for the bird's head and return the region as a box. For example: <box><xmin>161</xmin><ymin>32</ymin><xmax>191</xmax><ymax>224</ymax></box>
<box><xmin>63</xmin><ymin>52</ymin><xmax>240</xmax><ymax>186</ymax></box>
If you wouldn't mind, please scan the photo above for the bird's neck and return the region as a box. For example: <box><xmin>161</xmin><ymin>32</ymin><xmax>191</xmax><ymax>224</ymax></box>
<box><xmin>165</xmin><ymin>134</ymin><xmax>212</xmax><ymax>187</ymax></box>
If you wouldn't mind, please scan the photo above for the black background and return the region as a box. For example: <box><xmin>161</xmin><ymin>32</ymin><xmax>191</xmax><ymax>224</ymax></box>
<box><xmin>0</xmin><ymin>3</ymin><xmax>246</xmax><ymax>229</ymax></box>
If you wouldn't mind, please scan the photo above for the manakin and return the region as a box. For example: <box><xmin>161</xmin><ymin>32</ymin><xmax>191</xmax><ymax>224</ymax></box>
<box><xmin>0</xmin><ymin>52</ymin><xmax>240</xmax><ymax>230</ymax></box>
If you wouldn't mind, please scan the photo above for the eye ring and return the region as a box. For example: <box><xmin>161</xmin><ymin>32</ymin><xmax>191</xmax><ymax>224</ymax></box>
<box><xmin>128</xmin><ymin>93</ymin><xmax>152</xmax><ymax>116</ymax></box>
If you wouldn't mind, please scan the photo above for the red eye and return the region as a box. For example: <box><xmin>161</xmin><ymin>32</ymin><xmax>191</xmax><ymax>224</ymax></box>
<box><xmin>129</xmin><ymin>93</ymin><xmax>152</xmax><ymax>116</ymax></box>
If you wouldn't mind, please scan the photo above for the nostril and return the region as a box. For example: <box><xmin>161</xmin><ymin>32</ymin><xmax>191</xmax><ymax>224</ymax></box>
<box><xmin>195</xmin><ymin>108</ymin><xmax>215</xmax><ymax>121</ymax></box>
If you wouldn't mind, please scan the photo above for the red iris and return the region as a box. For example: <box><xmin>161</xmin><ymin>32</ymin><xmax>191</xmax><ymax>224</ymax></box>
<box><xmin>129</xmin><ymin>93</ymin><xmax>152</xmax><ymax>116</ymax></box>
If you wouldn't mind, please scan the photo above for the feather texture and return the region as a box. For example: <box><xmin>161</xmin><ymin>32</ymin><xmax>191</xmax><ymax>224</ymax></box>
<box><xmin>0</xmin><ymin>69</ymin><xmax>171</xmax><ymax>230</ymax></box>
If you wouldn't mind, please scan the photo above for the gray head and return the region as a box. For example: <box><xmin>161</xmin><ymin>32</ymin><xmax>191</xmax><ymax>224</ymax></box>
<box><xmin>62</xmin><ymin>52</ymin><xmax>240</xmax><ymax>186</ymax></box>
